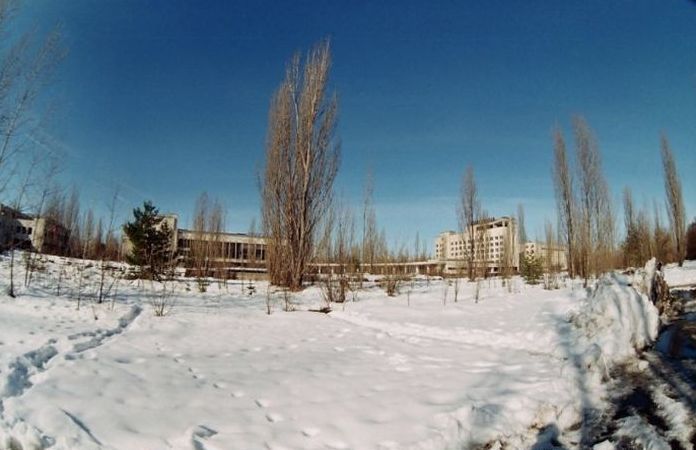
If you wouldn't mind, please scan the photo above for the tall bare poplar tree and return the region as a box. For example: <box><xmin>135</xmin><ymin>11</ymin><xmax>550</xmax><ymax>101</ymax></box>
<box><xmin>573</xmin><ymin>117</ymin><xmax>614</xmax><ymax>281</ymax></box>
<box><xmin>261</xmin><ymin>39</ymin><xmax>340</xmax><ymax>290</ymax></box>
<box><xmin>191</xmin><ymin>192</ymin><xmax>211</xmax><ymax>277</ymax></box>
<box><xmin>457</xmin><ymin>166</ymin><xmax>480</xmax><ymax>281</ymax></box>
<box><xmin>660</xmin><ymin>134</ymin><xmax>686</xmax><ymax>266</ymax></box>
<box><xmin>552</xmin><ymin>129</ymin><xmax>575</xmax><ymax>278</ymax></box>
<box><xmin>517</xmin><ymin>204</ymin><xmax>527</xmax><ymax>245</ymax></box>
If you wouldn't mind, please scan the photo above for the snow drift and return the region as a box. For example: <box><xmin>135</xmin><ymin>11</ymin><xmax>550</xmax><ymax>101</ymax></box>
<box><xmin>570</xmin><ymin>260</ymin><xmax>660</xmax><ymax>376</ymax></box>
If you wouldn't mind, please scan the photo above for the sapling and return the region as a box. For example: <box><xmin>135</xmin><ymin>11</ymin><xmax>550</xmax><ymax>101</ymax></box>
<box><xmin>265</xmin><ymin>284</ymin><xmax>273</xmax><ymax>315</ymax></box>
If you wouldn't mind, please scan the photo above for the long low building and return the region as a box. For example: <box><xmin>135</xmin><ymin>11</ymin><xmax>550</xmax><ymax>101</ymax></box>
<box><xmin>175</xmin><ymin>227</ymin><xmax>267</xmax><ymax>276</ymax></box>
<box><xmin>121</xmin><ymin>214</ymin><xmax>268</xmax><ymax>277</ymax></box>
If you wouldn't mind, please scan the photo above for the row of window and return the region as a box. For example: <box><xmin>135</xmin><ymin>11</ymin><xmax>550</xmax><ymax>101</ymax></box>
<box><xmin>177</xmin><ymin>239</ymin><xmax>266</xmax><ymax>261</ymax></box>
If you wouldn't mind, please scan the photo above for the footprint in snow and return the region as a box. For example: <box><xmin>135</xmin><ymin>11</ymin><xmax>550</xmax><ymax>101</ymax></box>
<box><xmin>188</xmin><ymin>367</ymin><xmax>205</xmax><ymax>380</ymax></box>
<box><xmin>212</xmin><ymin>382</ymin><xmax>226</xmax><ymax>389</ymax></box>
<box><xmin>231</xmin><ymin>391</ymin><xmax>245</xmax><ymax>398</ymax></box>
<box><xmin>265</xmin><ymin>413</ymin><xmax>283</xmax><ymax>423</ymax></box>
<box><xmin>255</xmin><ymin>399</ymin><xmax>270</xmax><ymax>408</ymax></box>
<box><xmin>302</xmin><ymin>427</ymin><xmax>320</xmax><ymax>438</ymax></box>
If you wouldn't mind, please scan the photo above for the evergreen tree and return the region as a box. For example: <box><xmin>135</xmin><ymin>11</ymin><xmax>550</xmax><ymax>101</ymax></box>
<box><xmin>520</xmin><ymin>253</ymin><xmax>543</xmax><ymax>285</ymax></box>
<box><xmin>123</xmin><ymin>201</ymin><xmax>172</xmax><ymax>280</ymax></box>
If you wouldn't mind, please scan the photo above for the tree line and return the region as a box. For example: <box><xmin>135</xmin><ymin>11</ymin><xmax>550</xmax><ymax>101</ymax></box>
<box><xmin>2</xmin><ymin>2</ymin><xmax>694</xmax><ymax>297</ymax></box>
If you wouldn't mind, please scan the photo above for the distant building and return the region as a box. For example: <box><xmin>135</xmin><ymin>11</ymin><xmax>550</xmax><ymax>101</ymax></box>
<box><xmin>435</xmin><ymin>217</ymin><xmax>569</xmax><ymax>276</ymax></box>
<box><xmin>435</xmin><ymin>216</ymin><xmax>519</xmax><ymax>276</ymax></box>
<box><xmin>176</xmin><ymin>227</ymin><xmax>267</xmax><ymax>276</ymax></box>
<box><xmin>122</xmin><ymin>213</ymin><xmax>268</xmax><ymax>277</ymax></box>
<box><xmin>0</xmin><ymin>204</ymin><xmax>69</xmax><ymax>254</ymax></box>
<box><xmin>523</xmin><ymin>241</ymin><xmax>567</xmax><ymax>271</ymax></box>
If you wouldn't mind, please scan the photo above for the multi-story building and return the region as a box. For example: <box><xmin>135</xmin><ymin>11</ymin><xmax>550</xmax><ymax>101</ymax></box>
<box><xmin>435</xmin><ymin>216</ymin><xmax>519</xmax><ymax>276</ymax></box>
<box><xmin>0</xmin><ymin>204</ymin><xmax>69</xmax><ymax>254</ymax></box>
<box><xmin>523</xmin><ymin>241</ymin><xmax>567</xmax><ymax>271</ymax></box>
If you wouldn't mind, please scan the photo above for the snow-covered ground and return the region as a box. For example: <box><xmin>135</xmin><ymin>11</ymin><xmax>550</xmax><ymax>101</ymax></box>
<box><xmin>1</xmin><ymin>254</ymin><xmax>694</xmax><ymax>450</ymax></box>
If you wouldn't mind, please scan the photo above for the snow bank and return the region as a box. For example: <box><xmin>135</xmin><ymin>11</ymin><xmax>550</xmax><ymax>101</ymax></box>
<box><xmin>571</xmin><ymin>263</ymin><xmax>660</xmax><ymax>375</ymax></box>
<box><xmin>663</xmin><ymin>260</ymin><xmax>696</xmax><ymax>287</ymax></box>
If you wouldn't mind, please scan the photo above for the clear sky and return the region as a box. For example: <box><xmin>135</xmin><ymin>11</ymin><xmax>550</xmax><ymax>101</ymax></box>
<box><xmin>14</xmin><ymin>0</ymin><xmax>696</xmax><ymax>251</ymax></box>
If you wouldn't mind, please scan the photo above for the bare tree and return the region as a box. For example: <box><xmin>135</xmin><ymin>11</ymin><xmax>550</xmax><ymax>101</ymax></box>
<box><xmin>318</xmin><ymin>198</ymin><xmax>355</xmax><ymax>304</ymax></box>
<box><xmin>75</xmin><ymin>207</ymin><xmax>95</xmax><ymax>309</ymax></box>
<box><xmin>622</xmin><ymin>187</ymin><xmax>640</xmax><ymax>268</ymax></box>
<box><xmin>23</xmin><ymin>156</ymin><xmax>61</xmax><ymax>288</ymax></box>
<box><xmin>6</xmin><ymin>149</ymin><xmax>39</xmax><ymax>297</ymax></box>
<box><xmin>457</xmin><ymin>166</ymin><xmax>480</xmax><ymax>281</ymax></box>
<box><xmin>621</xmin><ymin>187</ymin><xmax>654</xmax><ymax>268</ymax></box>
<box><xmin>543</xmin><ymin>220</ymin><xmax>559</xmax><ymax>290</ymax></box>
<box><xmin>191</xmin><ymin>192</ymin><xmax>210</xmax><ymax>285</ymax></box>
<box><xmin>552</xmin><ymin>128</ymin><xmax>575</xmax><ymax>278</ymax></box>
<box><xmin>500</xmin><ymin>218</ymin><xmax>516</xmax><ymax>290</ymax></box>
<box><xmin>63</xmin><ymin>187</ymin><xmax>81</xmax><ymax>257</ymax></box>
<box><xmin>660</xmin><ymin>134</ymin><xmax>686</xmax><ymax>267</ymax></box>
<box><xmin>653</xmin><ymin>198</ymin><xmax>674</xmax><ymax>264</ymax></box>
<box><xmin>0</xmin><ymin>10</ymin><xmax>65</xmax><ymax>197</ymax></box>
<box><xmin>517</xmin><ymin>204</ymin><xmax>527</xmax><ymax>245</ymax></box>
<box><xmin>573</xmin><ymin>116</ymin><xmax>614</xmax><ymax>283</ymax></box>
<box><xmin>97</xmin><ymin>188</ymin><xmax>121</xmax><ymax>304</ymax></box>
<box><xmin>261</xmin><ymin>39</ymin><xmax>340</xmax><ymax>290</ymax></box>
<box><xmin>209</xmin><ymin>199</ymin><xmax>225</xmax><ymax>284</ymax></box>
<box><xmin>475</xmin><ymin>210</ymin><xmax>490</xmax><ymax>279</ymax></box>
<box><xmin>150</xmin><ymin>279</ymin><xmax>174</xmax><ymax>317</ymax></box>
<box><xmin>361</xmin><ymin>170</ymin><xmax>377</xmax><ymax>275</ymax></box>
<box><xmin>334</xmin><ymin>199</ymin><xmax>355</xmax><ymax>302</ymax></box>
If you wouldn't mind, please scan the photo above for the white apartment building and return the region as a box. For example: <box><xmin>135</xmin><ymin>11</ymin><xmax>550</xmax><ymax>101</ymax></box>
<box><xmin>524</xmin><ymin>241</ymin><xmax>568</xmax><ymax>271</ymax></box>
<box><xmin>435</xmin><ymin>216</ymin><xmax>519</xmax><ymax>276</ymax></box>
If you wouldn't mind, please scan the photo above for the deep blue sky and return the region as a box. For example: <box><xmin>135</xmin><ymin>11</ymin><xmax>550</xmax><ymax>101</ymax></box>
<box><xmin>15</xmin><ymin>0</ymin><xmax>696</xmax><ymax>250</ymax></box>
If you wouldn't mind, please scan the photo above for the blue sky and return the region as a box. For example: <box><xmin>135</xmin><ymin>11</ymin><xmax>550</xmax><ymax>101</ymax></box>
<box><xmin>13</xmin><ymin>0</ymin><xmax>696</xmax><ymax>251</ymax></box>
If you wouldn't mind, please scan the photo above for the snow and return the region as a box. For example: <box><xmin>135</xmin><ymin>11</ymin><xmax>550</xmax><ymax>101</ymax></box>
<box><xmin>570</xmin><ymin>268</ymin><xmax>660</xmax><ymax>372</ymax></box>
<box><xmin>663</xmin><ymin>259</ymin><xmax>696</xmax><ymax>288</ymax></box>
<box><xmin>0</xmin><ymin>254</ymin><xmax>694</xmax><ymax>449</ymax></box>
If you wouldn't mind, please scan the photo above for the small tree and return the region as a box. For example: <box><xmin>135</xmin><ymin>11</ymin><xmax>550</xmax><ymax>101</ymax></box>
<box><xmin>123</xmin><ymin>201</ymin><xmax>172</xmax><ymax>280</ymax></box>
<box><xmin>521</xmin><ymin>253</ymin><xmax>543</xmax><ymax>285</ymax></box>
<box><xmin>457</xmin><ymin>166</ymin><xmax>481</xmax><ymax>281</ymax></box>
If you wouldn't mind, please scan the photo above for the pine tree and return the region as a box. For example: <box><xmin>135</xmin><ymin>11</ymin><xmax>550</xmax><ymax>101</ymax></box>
<box><xmin>521</xmin><ymin>253</ymin><xmax>543</xmax><ymax>285</ymax></box>
<box><xmin>123</xmin><ymin>201</ymin><xmax>172</xmax><ymax>280</ymax></box>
